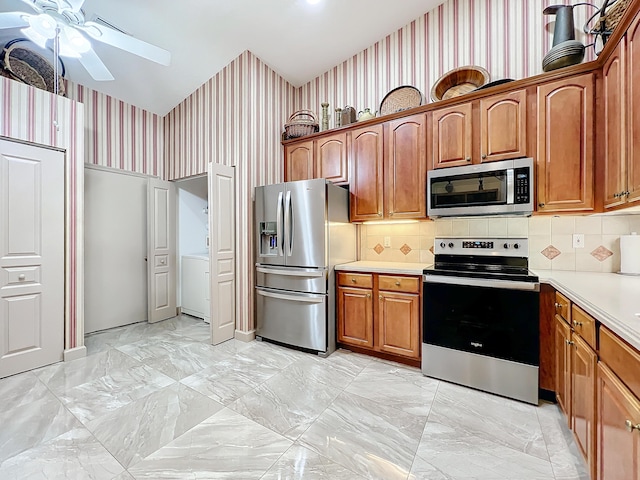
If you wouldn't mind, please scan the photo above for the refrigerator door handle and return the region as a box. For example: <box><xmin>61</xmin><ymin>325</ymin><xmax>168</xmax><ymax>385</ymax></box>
<box><xmin>256</xmin><ymin>289</ymin><xmax>324</xmax><ymax>304</ymax></box>
<box><xmin>284</xmin><ymin>190</ymin><xmax>293</xmax><ymax>256</ymax></box>
<box><xmin>256</xmin><ymin>266</ymin><xmax>324</xmax><ymax>277</ymax></box>
<box><xmin>276</xmin><ymin>191</ymin><xmax>284</xmax><ymax>256</ymax></box>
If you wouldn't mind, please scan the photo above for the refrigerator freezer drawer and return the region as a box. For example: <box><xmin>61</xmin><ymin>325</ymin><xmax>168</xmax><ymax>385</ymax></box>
<box><xmin>255</xmin><ymin>265</ymin><xmax>327</xmax><ymax>294</ymax></box>
<box><xmin>256</xmin><ymin>287</ymin><xmax>327</xmax><ymax>352</ymax></box>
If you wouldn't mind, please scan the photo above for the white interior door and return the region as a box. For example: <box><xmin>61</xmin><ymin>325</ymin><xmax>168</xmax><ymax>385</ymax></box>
<box><xmin>0</xmin><ymin>139</ymin><xmax>64</xmax><ymax>378</ymax></box>
<box><xmin>208</xmin><ymin>163</ymin><xmax>236</xmax><ymax>344</ymax></box>
<box><xmin>147</xmin><ymin>178</ymin><xmax>177</xmax><ymax>323</ymax></box>
<box><xmin>85</xmin><ymin>166</ymin><xmax>147</xmax><ymax>333</ymax></box>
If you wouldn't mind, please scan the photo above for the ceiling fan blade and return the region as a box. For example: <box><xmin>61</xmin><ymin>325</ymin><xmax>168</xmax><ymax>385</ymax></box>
<box><xmin>80</xmin><ymin>22</ymin><xmax>171</xmax><ymax>66</ymax></box>
<box><xmin>78</xmin><ymin>48</ymin><xmax>114</xmax><ymax>81</ymax></box>
<box><xmin>0</xmin><ymin>12</ymin><xmax>29</xmax><ymax>30</ymax></box>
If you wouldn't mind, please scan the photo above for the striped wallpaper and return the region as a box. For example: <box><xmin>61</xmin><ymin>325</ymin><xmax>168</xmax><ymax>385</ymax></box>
<box><xmin>164</xmin><ymin>50</ymin><xmax>295</xmax><ymax>334</ymax></box>
<box><xmin>65</xmin><ymin>81</ymin><xmax>164</xmax><ymax>178</ymax></box>
<box><xmin>295</xmin><ymin>0</ymin><xmax>597</xmax><ymax>117</ymax></box>
<box><xmin>0</xmin><ymin>77</ymin><xmax>85</xmax><ymax>352</ymax></box>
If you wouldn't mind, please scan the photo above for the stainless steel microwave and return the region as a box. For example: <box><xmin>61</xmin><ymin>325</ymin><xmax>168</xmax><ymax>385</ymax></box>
<box><xmin>427</xmin><ymin>158</ymin><xmax>534</xmax><ymax>218</ymax></box>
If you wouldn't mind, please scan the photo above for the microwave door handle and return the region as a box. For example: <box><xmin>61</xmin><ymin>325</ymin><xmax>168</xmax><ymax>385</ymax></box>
<box><xmin>284</xmin><ymin>190</ymin><xmax>293</xmax><ymax>257</ymax></box>
<box><xmin>506</xmin><ymin>169</ymin><xmax>515</xmax><ymax>204</ymax></box>
<box><xmin>276</xmin><ymin>192</ymin><xmax>284</xmax><ymax>256</ymax></box>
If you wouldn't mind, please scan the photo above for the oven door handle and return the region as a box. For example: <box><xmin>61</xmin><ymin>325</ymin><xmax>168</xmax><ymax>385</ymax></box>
<box><xmin>423</xmin><ymin>274</ymin><xmax>540</xmax><ymax>292</ymax></box>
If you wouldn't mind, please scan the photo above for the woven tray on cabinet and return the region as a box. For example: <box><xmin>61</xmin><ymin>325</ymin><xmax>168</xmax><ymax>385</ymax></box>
<box><xmin>283</xmin><ymin>110</ymin><xmax>319</xmax><ymax>140</ymax></box>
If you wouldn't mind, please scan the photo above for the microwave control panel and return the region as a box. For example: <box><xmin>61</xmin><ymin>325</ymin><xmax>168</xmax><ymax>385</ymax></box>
<box><xmin>514</xmin><ymin>167</ymin><xmax>530</xmax><ymax>204</ymax></box>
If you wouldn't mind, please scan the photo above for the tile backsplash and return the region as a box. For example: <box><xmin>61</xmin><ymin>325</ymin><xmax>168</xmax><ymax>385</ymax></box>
<box><xmin>359</xmin><ymin>214</ymin><xmax>640</xmax><ymax>272</ymax></box>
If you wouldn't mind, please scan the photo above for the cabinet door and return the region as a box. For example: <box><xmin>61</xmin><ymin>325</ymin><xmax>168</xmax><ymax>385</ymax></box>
<box><xmin>284</xmin><ymin>141</ymin><xmax>314</xmax><ymax>182</ymax></box>
<box><xmin>385</xmin><ymin>114</ymin><xmax>427</xmax><ymax>219</ymax></box>
<box><xmin>555</xmin><ymin>315</ymin><xmax>572</xmax><ymax>423</ymax></box>
<box><xmin>571</xmin><ymin>334</ymin><xmax>597</xmax><ymax>477</ymax></box>
<box><xmin>431</xmin><ymin>103</ymin><xmax>473</xmax><ymax>169</ymax></box>
<box><xmin>628</xmin><ymin>14</ymin><xmax>640</xmax><ymax>206</ymax></box>
<box><xmin>377</xmin><ymin>291</ymin><xmax>420</xmax><ymax>359</ymax></box>
<box><xmin>350</xmin><ymin>124</ymin><xmax>384</xmax><ymax>221</ymax></box>
<box><xmin>316</xmin><ymin>132</ymin><xmax>348</xmax><ymax>185</ymax></box>
<box><xmin>537</xmin><ymin>74</ymin><xmax>595</xmax><ymax>212</ymax></box>
<box><xmin>603</xmin><ymin>40</ymin><xmax>627</xmax><ymax>209</ymax></box>
<box><xmin>337</xmin><ymin>286</ymin><xmax>374</xmax><ymax>348</ymax></box>
<box><xmin>597</xmin><ymin>362</ymin><xmax>640</xmax><ymax>480</ymax></box>
<box><xmin>480</xmin><ymin>89</ymin><xmax>527</xmax><ymax>163</ymax></box>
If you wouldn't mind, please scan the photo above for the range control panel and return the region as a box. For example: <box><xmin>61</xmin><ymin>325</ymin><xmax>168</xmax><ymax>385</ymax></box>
<box><xmin>434</xmin><ymin>237</ymin><xmax>529</xmax><ymax>257</ymax></box>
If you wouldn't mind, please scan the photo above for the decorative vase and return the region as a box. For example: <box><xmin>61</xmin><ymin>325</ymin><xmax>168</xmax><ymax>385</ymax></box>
<box><xmin>321</xmin><ymin>102</ymin><xmax>329</xmax><ymax>131</ymax></box>
<box><xmin>335</xmin><ymin>108</ymin><xmax>342</xmax><ymax>128</ymax></box>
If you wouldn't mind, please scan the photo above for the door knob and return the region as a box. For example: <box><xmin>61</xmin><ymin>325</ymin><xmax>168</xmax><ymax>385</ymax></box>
<box><xmin>625</xmin><ymin>420</ymin><xmax>640</xmax><ymax>432</ymax></box>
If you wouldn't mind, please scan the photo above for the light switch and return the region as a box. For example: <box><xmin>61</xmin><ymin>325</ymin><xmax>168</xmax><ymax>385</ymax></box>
<box><xmin>384</xmin><ymin>236</ymin><xmax>391</xmax><ymax>248</ymax></box>
<box><xmin>572</xmin><ymin>234</ymin><xmax>585</xmax><ymax>248</ymax></box>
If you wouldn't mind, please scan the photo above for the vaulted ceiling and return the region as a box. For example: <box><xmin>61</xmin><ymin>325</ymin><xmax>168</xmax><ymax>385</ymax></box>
<box><xmin>0</xmin><ymin>0</ymin><xmax>444</xmax><ymax>115</ymax></box>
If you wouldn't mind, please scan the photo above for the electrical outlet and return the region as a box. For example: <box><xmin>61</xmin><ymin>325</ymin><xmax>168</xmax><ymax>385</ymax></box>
<box><xmin>573</xmin><ymin>233</ymin><xmax>585</xmax><ymax>248</ymax></box>
<box><xmin>384</xmin><ymin>236</ymin><xmax>391</xmax><ymax>248</ymax></box>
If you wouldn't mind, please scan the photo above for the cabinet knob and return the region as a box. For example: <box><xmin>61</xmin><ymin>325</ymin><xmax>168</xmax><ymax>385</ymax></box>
<box><xmin>379</xmin><ymin>295</ymin><xmax>383</xmax><ymax>300</ymax></box>
<box><xmin>538</xmin><ymin>203</ymin><xmax>545</xmax><ymax>208</ymax></box>
<box><xmin>378</xmin><ymin>212</ymin><xmax>383</xmax><ymax>217</ymax></box>
<box><xmin>351</xmin><ymin>278</ymin><xmax>356</xmax><ymax>283</ymax></box>
<box><xmin>573</xmin><ymin>320</ymin><xmax>583</xmax><ymax>327</ymax></box>
<box><xmin>389</xmin><ymin>212</ymin><xmax>394</xmax><ymax>216</ymax></box>
<box><xmin>366</xmin><ymin>293</ymin><xmax>371</xmax><ymax>298</ymax></box>
<box><xmin>625</xmin><ymin>420</ymin><xmax>640</xmax><ymax>432</ymax></box>
<box><xmin>624</xmin><ymin>191</ymin><xmax>630</xmax><ymax>196</ymax></box>
<box><xmin>565</xmin><ymin>339</ymin><xmax>574</xmax><ymax>346</ymax></box>
<box><xmin>554</xmin><ymin>302</ymin><xmax>563</xmax><ymax>309</ymax></box>
<box><xmin>395</xmin><ymin>281</ymin><xmax>401</xmax><ymax>286</ymax></box>
<box><xmin>481</xmin><ymin>154</ymin><xmax>487</xmax><ymax>159</ymax></box>
<box><xmin>466</xmin><ymin>157</ymin><xmax>471</xmax><ymax>162</ymax></box>
<box><xmin>614</xmin><ymin>192</ymin><xmax>620</xmax><ymax>198</ymax></box>
<box><xmin>18</xmin><ymin>274</ymin><xmax>26</xmax><ymax>281</ymax></box>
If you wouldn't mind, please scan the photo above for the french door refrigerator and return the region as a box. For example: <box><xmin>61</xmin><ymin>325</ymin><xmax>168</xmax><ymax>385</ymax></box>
<box><xmin>255</xmin><ymin>178</ymin><xmax>355</xmax><ymax>356</ymax></box>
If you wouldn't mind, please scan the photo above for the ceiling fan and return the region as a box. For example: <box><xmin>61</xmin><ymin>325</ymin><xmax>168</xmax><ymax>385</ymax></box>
<box><xmin>0</xmin><ymin>0</ymin><xmax>171</xmax><ymax>81</ymax></box>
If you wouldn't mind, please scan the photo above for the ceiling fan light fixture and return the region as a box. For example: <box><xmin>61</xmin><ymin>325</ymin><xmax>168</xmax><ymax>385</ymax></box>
<box><xmin>63</xmin><ymin>25</ymin><xmax>90</xmax><ymax>53</ymax></box>
<box><xmin>20</xmin><ymin>26</ymin><xmax>50</xmax><ymax>48</ymax></box>
<box><xmin>29</xmin><ymin>13</ymin><xmax>57</xmax><ymax>39</ymax></box>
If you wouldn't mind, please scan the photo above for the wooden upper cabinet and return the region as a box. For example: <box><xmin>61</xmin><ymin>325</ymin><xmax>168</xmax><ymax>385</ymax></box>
<box><xmin>627</xmin><ymin>13</ymin><xmax>640</xmax><ymax>206</ymax></box>
<box><xmin>603</xmin><ymin>39</ymin><xmax>627</xmax><ymax>209</ymax></box>
<box><xmin>385</xmin><ymin>114</ymin><xmax>427</xmax><ymax>219</ymax></box>
<box><xmin>315</xmin><ymin>132</ymin><xmax>349</xmax><ymax>185</ymax></box>
<box><xmin>480</xmin><ymin>89</ymin><xmax>527</xmax><ymax>163</ymax></box>
<box><xmin>596</xmin><ymin>362</ymin><xmax>640</xmax><ymax>480</ymax></box>
<box><xmin>350</xmin><ymin>124</ymin><xmax>384</xmax><ymax>221</ymax></box>
<box><xmin>284</xmin><ymin>141</ymin><xmax>314</xmax><ymax>182</ymax></box>
<box><xmin>537</xmin><ymin>74</ymin><xmax>595</xmax><ymax>213</ymax></box>
<box><xmin>431</xmin><ymin>103</ymin><xmax>472</xmax><ymax>169</ymax></box>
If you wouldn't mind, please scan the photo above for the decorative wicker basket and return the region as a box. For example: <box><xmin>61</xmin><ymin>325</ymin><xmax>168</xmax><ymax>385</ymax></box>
<box><xmin>599</xmin><ymin>0</ymin><xmax>632</xmax><ymax>34</ymax></box>
<box><xmin>1</xmin><ymin>39</ymin><xmax>66</xmax><ymax>96</ymax></box>
<box><xmin>283</xmin><ymin>110</ymin><xmax>319</xmax><ymax>139</ymax></box>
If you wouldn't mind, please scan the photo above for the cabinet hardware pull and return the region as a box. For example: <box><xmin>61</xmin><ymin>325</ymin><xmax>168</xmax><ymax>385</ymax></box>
<box><xmin>554</xmin><ymin>302</ymin><xmax>564</xmax><ymax>309</ymax></box>
<box><xmin>565</xmin><ymin>339</ymin><xmax>574</xmax><ymax>345</ymax></box>
<box><xmin>465</xmin><ymin>157</ymin><xmax>471</xmax><ymax>162</ymax></box>
<box><xmin>389</xmin><ymin>212</ymin><xmax>394</xmax><ymax>216</ymax></box>
<box><xmin>366</xmin><ymin>293</ymin><xmax>371</xmax><ymax>298</ymax></box>
<box><xmin>481</xmin><ymin>154</ymin><xmax>487</xmax><ymax>159</ymax></box>
<box><xmin>378</xmin><ymin>212</ymin><xmax>383</xmax><ymax>217</ymax></box>
<box><xmin>18</xmin><ymin>274</ymin><xmax>26</xmax><ymax>281</ymax></box>
<box><xmin>624</xmin><ymin>191</ymin><xmax>630</xmax><ymax>196</ymax></box>
<box><xmin>395</xmin><ymin>281</ymin><xmax>401</xmax><ymax>286</ymax></box>
<box><xmin>351</xmin><ymin>278</ymin><xmax>356</xmax><ymax>283</ymax></box>
<box><xmin>625</xmin><ymin>420</ymin><xmax>640</xmax><ymax>432</ymax></box>
<box><xmin>573</xmin><ymin>320</ymin><xmax>583</xmax><ymax>327</ymax></box>
<box><xmin>538</xmin><ymin>203</ymin><xmax>545</xmax><ymax>208</ymax></box>
<box><xmin>379</xmin><ymin>295</ymin><xmax>383</xmax><ymax>300</ymax></box>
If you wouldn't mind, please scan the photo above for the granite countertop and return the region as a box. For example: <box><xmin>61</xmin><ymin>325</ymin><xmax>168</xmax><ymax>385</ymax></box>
<box><xmin>533</xmin><ymin>270</ymin><xmax>640</xmax><ymax>351</ymax></box>
<box><xmin>335</xmin><ymin>261</ymin><xmax>430</xmax><ymax>275</ymax></box>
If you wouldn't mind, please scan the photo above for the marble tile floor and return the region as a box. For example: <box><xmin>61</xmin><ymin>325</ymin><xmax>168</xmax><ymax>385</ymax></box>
<box><xmin>0</xmin><ymin>314</ymin><xmax>589</xmax><ymax>480</ymax></box>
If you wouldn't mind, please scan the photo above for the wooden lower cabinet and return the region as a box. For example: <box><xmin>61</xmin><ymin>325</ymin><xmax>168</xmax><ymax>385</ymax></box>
<box><xmin>555</xmin><ymin>314</ymin><xmax>573</xmax><ymax>422</ymax></box>
<box><xmin>337</xmin><ymin>271</ymin><xmax>421</xmax><ymax>361</ymax></box>
<box><xmin>337</xmin><ymin>286</ymin><xmax>373</xmax><ymax>348</ymax></box>
<box><xmin>596</xmin><ymin>362</ymin><xmax>640</xmax><ymax>480</ymax></box>
<box><xmin>572</xmin><ymin>334</ymin><xmax>597</xmax><ymax>478</ymax></box>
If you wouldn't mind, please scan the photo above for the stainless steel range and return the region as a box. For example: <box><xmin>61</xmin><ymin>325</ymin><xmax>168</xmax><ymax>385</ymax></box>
<box><xmin>422</xmin><ymin>237</ymin><xmax>540</xmax><ymax>404</ymax></box>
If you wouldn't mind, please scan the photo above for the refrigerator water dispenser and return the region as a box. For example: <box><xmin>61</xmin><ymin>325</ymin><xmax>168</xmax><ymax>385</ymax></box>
<box><xmin>259</xmin><ymin>221</ymin><xmax>278</xmax><ymax>256</ymax></box>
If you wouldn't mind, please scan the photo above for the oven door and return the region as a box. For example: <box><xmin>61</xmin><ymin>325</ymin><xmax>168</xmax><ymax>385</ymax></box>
<box><xmin>422</xmin><ymin>274</ymin><xmax>539</xmax><ymax>366</ymax></box>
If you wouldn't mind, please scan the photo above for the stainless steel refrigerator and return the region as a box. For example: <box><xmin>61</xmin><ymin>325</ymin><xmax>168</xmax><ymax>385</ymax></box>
<box><xmin>255</xmin><ymin>178</ymin><xmax>355</xmax><ymax>356</ymax></box>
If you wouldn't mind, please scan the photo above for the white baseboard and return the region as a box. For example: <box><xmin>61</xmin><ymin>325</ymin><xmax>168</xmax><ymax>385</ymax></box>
<box><xmin>234</xmin><ymin>329</ymin><xmax>256</xmax><ymax>343</ymax></box>
<box><xmin>63</xmin><ymin>346</ymin><xmax>87</xmax><ymax>362</ymax></box>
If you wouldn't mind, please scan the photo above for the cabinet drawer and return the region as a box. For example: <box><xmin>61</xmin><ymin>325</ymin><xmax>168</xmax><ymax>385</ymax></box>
<box><xmin>337</xmin><ymin>272</ymin><xmax>373</xmax><ymax>288</ymax></box>
<box><xmin>378</xmin><ymin>275</ymin><xmax>420</xmax><ymax>293</ymax></box>
<box><xmin>571</xmin><ymin>305</ymin><xmax>597</xmax><ymax>350</ymax></box>
<box><xmin>600</xmin><ymin>326</ymin><xmax>640</xmax><ymax>399</ymax></box>
<box><xmin>555</xmin><ymin>291</ymin><xmax>571</xmax><ymax>322</ymax></box>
